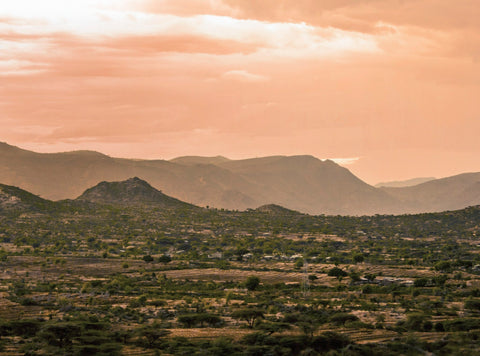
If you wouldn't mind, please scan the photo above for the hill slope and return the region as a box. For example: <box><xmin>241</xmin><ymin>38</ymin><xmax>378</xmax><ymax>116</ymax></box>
<box><xmin>0</xmin><ymin>183</ymin><xmax>56</xmax><ymax>212</ymax></box>
<box><xmin>2</xmin><ymin>142</ymin><xmax>480</xmax><ymax>215</ymax></box>
<box><xmin>217</xmin><ymin>155</ymin><xmax>401</xmax><ymax>215</ymax></box>
<box><xmin>380</xmin><ymin>172</ymin><xmax>480</xmax><ymax>213</ymax></box>
<box><xmin>375</xmin><ymin>177</ymin><xmax>436</xmax><ymax>188</ymax></box>
<box><xmin>254</xmin><ymin>204</ymin><xmax>301</xmax><ymax>215</ymax></box>
<box><xmin>0</xmin><ymin>142</ymin><xmax>257</xmax><ymax>209</ymax></box>
<box><xmin>170</xmin><ymin>156</ymin><xmax>231</xmax><ymax>165</ymax></box>
<box><xmin>77</xmin><ymin>177</ymin><xmax>197</xmax><ymax>209</ymax></box>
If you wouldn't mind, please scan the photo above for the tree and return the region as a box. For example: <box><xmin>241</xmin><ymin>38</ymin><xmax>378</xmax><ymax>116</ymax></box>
<box><xmin>158</xmin><ymin>255</ymin><xmax>172</xmax><ymax>264</ymax></box>
<box><xmin>38</xmin><ymin>322</ymin><xmax>82</xmax><ymax>348</ymax></box>
<box><xmin>177</xmin><ymin>314</ymin><xmax>197</xmax><ymax>328</ymax></box>
<box><xmin>465</xmin><ymin>299</ymin><xmax>480</xmax><ymax>311</ymax></box>
<box><xmin>353</xmin><ymin>253</ymin><xmax>364</xmax><ymax>264</ymax></box>
<box><xmin>178</xmin><ymin>314</ymin><xmax>223</xmax><ymax>328</ymax></box>
<box><xmin>414</xmin><ymin>277</ymin><xmax>429</xmax><ymax>288</ymax></box>
<box><xmin>142</xmin><ymin>254</ymin><xmax>154</xmax><ymax>263</ymax></box>
<box><xmin>298</xmin><ymin>317</ymin><xmax>319</xmax><ymax>339</ymax></box>
<box><xmin>232</xmin><ymin>309</ymin><xmax>264</xmax><ymax>328</ymax></box>
<box><xmin>245</xmin><ymin>276</ymin><xmax>260</xmax><ymax>291</ymax></box>
<box><xmin>349</xmin><ymin>271</ymin><xmax>361</xmax><ymax>283</ymax></box>
<box><xmin>255</xmin><ymin>321</ymin><xmax>291</xmax><ymax>335</ymax></box>
<box><xmin>434</xmin><ymin>261</ymin><xmax>452</xmax><ymax>272</ymax></box>
<box><xmin>405</xmin><ymin>313</ymin><xmax>431</xmax><ymax>331</ymax></box>
<box><xmin>329</xmin><ymin>313</ymin><xmax>359</xmax><ymax>326</ymax></box>
<box><xmin>136</xmin><ymin>324</ymin><xmax>170</xmax><ymax>348</ymax></box>
<box><xmin>327</xmin><ymin>267</ymin><xmax>348</xmax><ymax>279</ymax></box>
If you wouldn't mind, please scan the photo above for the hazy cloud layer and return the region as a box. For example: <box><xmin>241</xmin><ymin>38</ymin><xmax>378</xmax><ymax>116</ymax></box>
<box><xmin>0</xmin><ymin>0</ymin><xmax>479</xmax><ymax>183</ymax></box>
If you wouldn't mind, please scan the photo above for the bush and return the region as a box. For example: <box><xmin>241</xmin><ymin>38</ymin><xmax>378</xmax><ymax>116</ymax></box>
<box><xmin>414</xmin><ymin>278</ymin><xmax>429</xmax><ymax>288</ymax></box>
<box><xmin>327</xmin><ymin>267</ymin><xmax>348</xmax><ymax>278</ymax></box>
<box><xmin>158</xmin><ymin>255</ymin><xmax>172</xmax><ymax>264</ymax></box>
<box><xmin>245</xmin><ymin>276</ymin><xmax>260</xmax><ymax>291</ymax></box>
<box><xmin>353</xmin><ymin>254</ymin><xmax>364</xmax><ymax>263</ymax></box>
<box><xmin>329</xmin><ymin>313</ymin><xmax>359</xmax><ymax>326</ymax></box>
<box><xmin>434</xmin><ymin>261</ymin><xmax>452</xmax><ymax>272</ymax></box>
<box><xmin>294</xmin><ymin>259</ymin><xmax>304</xmax><ymax>269</ymax></box>
<box><xmin>405</xmin><ymin>313</ymin><xmax>431</xmax><ymax>332</ymax></box>
<box><xmin>434</xmin><ymin>322</ymin><xmax>445</xmax><ymax>332</ymax></box>
<box><xmin>178</xmin><ymin>313</ymin><xmax>223</xmax><ymax>328</ymax></box>
<box><xmin>312</xmin><ymin>331</ymin><xmax>351</xmax><ymax>351</ymax></box>
<box><xmin>142</xmin><ymin>255</ymin><xmax>154</xmax><ymax>263</ymax></box>
<box><xmin>232</xmin><ymin>309</ymin><xmax>264</xmax><ymax>328</ymax></box>
<box><xmin>444</xmin><ymin>318</ymin><xmax>480</xmax><ymax>331</ymax></box>
<box><xmin>465</xmin><ymin>299</ymin><xmax>480</xmax><ymax>311</ymax></box>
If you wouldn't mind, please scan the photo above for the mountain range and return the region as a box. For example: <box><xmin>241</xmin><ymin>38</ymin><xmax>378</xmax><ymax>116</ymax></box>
<box><xmin>375</xmin><ymin>177</ymin><xmax>436</xmax><ymax>188</ymax></box>
<box><xmin>1</xmin><ymin>142</ymin><xmax>479</xmax><ymax>215</ymax></box>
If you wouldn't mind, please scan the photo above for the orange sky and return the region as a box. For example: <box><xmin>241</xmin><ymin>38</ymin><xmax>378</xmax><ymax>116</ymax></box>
<box><xmin>1</xmin><ymin>0</ymin><xmax>479</xmax><ymax>184</ymax></box>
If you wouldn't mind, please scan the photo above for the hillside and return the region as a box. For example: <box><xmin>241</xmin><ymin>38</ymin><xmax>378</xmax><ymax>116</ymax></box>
<box><xmin>254</xmin><ymin>204</ymin><xmax>301</xmax><ymax>215</ymax></box>
<box><xmin>0</xmin><ymin>183</ymin><xmax>56</xmax><ymax>212</ymax></box>
<box><xmin>380</xmin><ymin>172</ymin><xmax>480</xmax><ymax>213</ymax></box>
<box><xmin>170</xmin><ymin>155</ymin><xmax>231</xmax><ymax>165</ymax></box>
<box><xmin>375</xmin><ymin>177</ymin><xmax>436</xmax><ymax>188</ymax></box>
<box><xmin>77</xmin><ymin>177</ymin><xmax>197</xmax><ymax>209</ymax></box>
<box><xmin>0</xmin><ymin>142</ymin><xmax>258</xmax><ymax>209</ymax></box>
<box><xmin>216</xmin><ymin>155</ymin><xmax>401</xmax><ymax>215</ymax></box>
<box><xmin>2</xmin><ymin>186</ymin><xmax>480</xmax><ymax>355</ymax></box>
<box><xmin>1</xmin><ymin>142</ymin><xmax>480</xmax><ymax>215</ymax></box>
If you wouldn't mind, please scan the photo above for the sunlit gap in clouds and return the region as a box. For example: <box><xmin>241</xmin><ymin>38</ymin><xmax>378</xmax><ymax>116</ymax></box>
<box><xmin>0</xmin><ymin>0</ymin><xmax>381</xmax><ymax>57</ymax></box>
<box><xmin>1</xmin><ymin>0</ymin><xmax>479</xmax><ymax>183</ymax></box>
<box><xmin>326</xmin><ymin>158</ymin><xmax>360</xmax><ymax>166</ymax></box>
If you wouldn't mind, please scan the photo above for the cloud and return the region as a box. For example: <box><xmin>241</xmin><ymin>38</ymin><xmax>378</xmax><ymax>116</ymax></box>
<box><xmin>216</xmin><ymin>0</ymin><xmax>480</xmax><ymax>60</ymax></box>
<box><xmin>137</xmin><ymin>0</ymin><xmax>236</xmax><ymax>17</ymax></box>
<box><xmin>328</xmin><ymin>157</ymin><xmax>360</xmax><ymax>165</ymax></box>
<box><xmin>220</xmin><ymin>0</ymin><xmax>480</xmax><ymax>31</ymax></box>
<box><xmin>0</xmin><ymin>59</ymin><xmax>47</xmax><ymax>76</ymax></box>
<box><xmin>222</xmin><ymin>70</ymin><xmax>269</xmax><ymax>82</ymax></box>
<box><xmin>0</xmin><ymin>0</ymin><xmax>479</xmax><ymax>184</ymax></box>
<box><xmin>104</xmin><ymin>34</ymin><xmax>259</xmax><ymax>55</ymax></box>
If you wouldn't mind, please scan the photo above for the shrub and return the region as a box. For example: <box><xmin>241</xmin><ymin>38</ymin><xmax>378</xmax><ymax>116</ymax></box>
<box><xmin>414</xmin><ymin>278</ymin><xmax>429</xmax><ymax>288</ymax></box>
<box><xmin>245</xmin><ymin>276</ymin><xmax>260</xmax><ymax>291</ymax></box>
<box><xmin>329</xmin><ymin>313</ymin><xmax>359</xmax><ymax>326</ymax></box>
<box><xmin>327</xmin><ymin>267</ymin><xmax>348</xmax><ymax>278</ymax></box>
<box><xmin>142</xmin><ymin>255</ymin><xmax>154</xmax><ymax>263</ymax></box>
<box><xmin>465</xmin><ymin>299</ymin><xmax>480</xmax><ymax>311</ymax></box>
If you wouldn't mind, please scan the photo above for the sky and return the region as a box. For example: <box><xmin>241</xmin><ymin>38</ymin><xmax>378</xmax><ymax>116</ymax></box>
<box><xmin>1</xmin><ymin>0</ymin><xmax>479</xmax><ymax>184</ymax></box>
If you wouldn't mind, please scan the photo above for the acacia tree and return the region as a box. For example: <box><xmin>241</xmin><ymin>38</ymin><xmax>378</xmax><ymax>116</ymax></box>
<box><xmin>136</xmin><ymin>324</ymin><xmax>171</xmax><ymax>348</ymax></box>
<box><xmin>232</xmin><ymin>309</ymin><xmax>264</xmax><ymax>328</ymax></box>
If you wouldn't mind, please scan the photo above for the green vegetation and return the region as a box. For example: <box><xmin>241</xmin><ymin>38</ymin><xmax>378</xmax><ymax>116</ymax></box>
<box><xmin>1</xmin><ymin>193</ymin><xmax>480</xmax><ymax>354</ymax></box>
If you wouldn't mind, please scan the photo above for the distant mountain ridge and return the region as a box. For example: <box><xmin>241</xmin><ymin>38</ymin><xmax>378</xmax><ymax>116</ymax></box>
<box><xmin>380</xmin><ymin>172</ymin><xmax>480</xmax><ymax>213</ymax></box>
<box><xmin>170</xmin><ymin>156</ymin><xmax>231</xmax><ymax>165</ymax></box>
<box><xmin>1</xmin><ymin>142</ymin><xmax>480</xmax><ymax>215</ymax></box>
<box><xmin>375</xmin><ymin>177</ymin><xmax>436</xmax><ymax>188</ymax></box>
